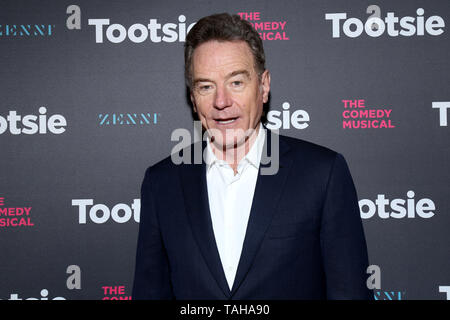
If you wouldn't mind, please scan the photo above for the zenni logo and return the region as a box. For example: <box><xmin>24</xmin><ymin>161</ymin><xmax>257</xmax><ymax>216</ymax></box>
<box><xmin>0</xmin><ymin>24</ymin><xmax>55</xmax><ymax>37</ymax></box>
<box><xmin>98</xmin><ymin>113</ymin><xmax>160</xmax><ymax>126</ymax></box>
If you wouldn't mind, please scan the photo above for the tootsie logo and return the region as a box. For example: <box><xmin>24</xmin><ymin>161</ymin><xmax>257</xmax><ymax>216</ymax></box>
<box><xmin>325</xmin><ymin>7</ymin><xmax>445</xmax><ymax>38</ymax></box>
<box><xmin>72</xmin><ymin>199</ymin><xmax>140</xmax><ymax>224</ymax></box>
<box><xmin>0</xmin><ymin>107</ymin><xmax>67</xmax><ymax>135</ymax></box>
<box><xmin>359</xmin><ymin>191</ymin><xmax>436</xmax><ymax>219</ymax></box>
<box><xmin>2</xmin><ymin>289</ymin><xmax>65</xmax><ymax>300</ymax></box>
<box><xmin>432</xmin><ymin>101</ymin><xmax>450</xmax><ymax>127</ymax></box>
<box><xmin>88</xmin><ymin>15</ymin><xmax>195</xmax><ymax>44</ymax></box>
<box><xmin>66</xmin><ymin>5</ymin><xmax>195</xmax><ymax>43</ymax></box>
<box><xmin>266</xmin><ymin>102</ymin><xmax>310</xmax><ymax>130</ymax></box>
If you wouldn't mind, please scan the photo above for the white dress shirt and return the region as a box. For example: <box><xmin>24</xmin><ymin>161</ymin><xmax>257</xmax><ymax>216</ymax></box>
<box><xmin>205</xmin><ymin>124</ymin><xmax>265</xmax><ymax>290</ymax></box>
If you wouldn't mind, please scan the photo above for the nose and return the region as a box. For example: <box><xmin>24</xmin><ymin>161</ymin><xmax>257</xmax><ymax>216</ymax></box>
<box><xmin>214</xmin><ymin>84</ymin><xmax>232</xmax><ymax>110</ymax></box>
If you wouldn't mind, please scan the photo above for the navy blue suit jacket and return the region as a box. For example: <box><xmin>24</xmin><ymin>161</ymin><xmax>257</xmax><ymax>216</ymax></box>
<box><xmin>132</xmin><ymin>130</ymin><xmax>372</xmax><ymax>300</ymax></box>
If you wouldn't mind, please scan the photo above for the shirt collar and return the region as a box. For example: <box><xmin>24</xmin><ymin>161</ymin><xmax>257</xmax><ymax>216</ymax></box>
<box><xmin>205</xmin><ymin>123</ymin><xmax>265</xmax><ymax>172</ymax></box>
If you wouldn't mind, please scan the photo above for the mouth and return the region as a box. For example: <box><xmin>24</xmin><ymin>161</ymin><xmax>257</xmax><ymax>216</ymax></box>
<box><xmin>214</xmin><ymin>117</ymin><xmax>239</xmax><ymax>125</ymax></box>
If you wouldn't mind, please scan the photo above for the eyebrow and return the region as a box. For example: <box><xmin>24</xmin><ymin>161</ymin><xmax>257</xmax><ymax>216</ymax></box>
<box><xmin>193</xmin><ymin>69</ymin><xmax>251</xmax><ymax>86</ymax></box>
<box><xmin>227</xmin><ymin>69</ymin><xmax>251</xmax><ymax>80</ymax></box>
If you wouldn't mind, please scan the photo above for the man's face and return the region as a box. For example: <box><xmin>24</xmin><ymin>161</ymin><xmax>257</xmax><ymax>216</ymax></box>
<box><xmin>190</xmin><ymin>40</ymin><xmax>270</xmax><ymax>149</ymax></box>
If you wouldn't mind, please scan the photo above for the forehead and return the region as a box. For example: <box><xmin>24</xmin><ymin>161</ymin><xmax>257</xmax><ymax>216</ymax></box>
<box><xmin>191</xmin><ymin>40</ymin><xmax>255</xmax><ymax>77</ymax></box>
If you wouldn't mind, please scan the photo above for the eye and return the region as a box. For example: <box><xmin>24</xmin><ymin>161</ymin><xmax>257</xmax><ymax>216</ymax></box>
<box><xmin>196</xmin><ymin>84</ymin><xmax>214</xmax><ymax>94</ymax></box>
<box><xmin>231</xmin><ymin>80</ymin><xmax>243</xmax><ymax>87</ymax></box>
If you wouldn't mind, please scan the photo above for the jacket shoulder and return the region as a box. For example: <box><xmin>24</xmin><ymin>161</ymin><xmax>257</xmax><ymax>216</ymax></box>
<box><xmin>143</xmin><ymin>153</ymin><xmax>179</xmax><ymax>181</ymax></box>
<box><xmin>142</xmin><ymin>139</ymin><xmax>204</xmax><ymax>180</ymax></box>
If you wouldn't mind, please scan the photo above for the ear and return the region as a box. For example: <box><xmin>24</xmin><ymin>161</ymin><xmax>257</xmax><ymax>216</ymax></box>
<box><xmin>260</xmin><ymin>70</ymin><xmax>271</xmax><ymax>104</ymax></box>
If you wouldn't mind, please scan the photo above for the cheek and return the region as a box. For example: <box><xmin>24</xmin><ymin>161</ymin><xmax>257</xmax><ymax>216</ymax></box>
<box><xmin>243</xmin><ymin>94</ymin><xmax>262</xmax><ymax>118</ymax></box>
<box><xmin>194</xmin><ymin>98</ymin><xmax>212</xmax><ymax>116</ymax></box>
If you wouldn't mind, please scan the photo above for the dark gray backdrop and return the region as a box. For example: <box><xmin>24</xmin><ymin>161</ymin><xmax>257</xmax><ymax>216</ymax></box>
<box><xmin>1</xmin><ymin>0</ymin><xmax>449</xmax><ymax>300</ymax></box>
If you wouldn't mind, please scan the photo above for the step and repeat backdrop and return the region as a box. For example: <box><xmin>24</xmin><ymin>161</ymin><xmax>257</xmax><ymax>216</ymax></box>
<box><xmin>1</xmin><ymin>0</ymin><xmax>449</xmax><ymax>300</ymax></box>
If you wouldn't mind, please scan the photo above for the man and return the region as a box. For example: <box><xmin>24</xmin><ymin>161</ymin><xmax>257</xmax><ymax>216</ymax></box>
<box><xmin>132</xmin><ymin>13</ymin><xmax>372</xmax><ymax>300</ymax></box>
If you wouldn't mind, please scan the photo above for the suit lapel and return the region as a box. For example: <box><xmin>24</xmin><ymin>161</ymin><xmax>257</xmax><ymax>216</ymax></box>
<box><xmin>179</xmin><ymin>131</ymin><xmax>292</xmax><ymax>298</ymax></box>
<box><xmin>231</xmin><ymin>131</ymin><xmax>293</xmax><ymax>296</ymax></box>
<box><xmin>179</xmin><ymin>142</ymin><xmax>231</xmax><ymax>298</ymax></box>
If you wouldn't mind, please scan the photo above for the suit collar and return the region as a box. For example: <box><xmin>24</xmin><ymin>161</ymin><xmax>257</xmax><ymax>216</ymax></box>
<box><xmin>179</xmin><ymin>129</ymin><xmax>292</xmax><ymax>298</ymax></box>
<box><xmin>204</xmin><ymin>123</ymin><xmax>266</xmax><ymax>172</ymax></box>
<box><xmin>179</xmin><ymin>148</ymin><xmax>230</xmax><ymax>297</ymax></box>
<box><xmin>230</xmin><ymin>130</ymin><xmax>292</xmax><ymax>296</ymax></box>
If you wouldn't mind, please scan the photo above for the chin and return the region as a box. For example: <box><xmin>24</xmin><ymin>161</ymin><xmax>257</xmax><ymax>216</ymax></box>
<box><xmin>206</xmin><ymin>119</ymin><xmax>254</xmax><ymax>144</ymax></box>
<box><xmin>211</xmin><ymin>132</ymin><xmax>249</xmax><ymax>150</ymax></box>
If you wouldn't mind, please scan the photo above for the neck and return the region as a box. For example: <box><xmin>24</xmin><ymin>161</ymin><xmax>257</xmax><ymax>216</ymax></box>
<box><xmin>210</xmin><ymin>124</ymin><xmax>261</xmax><ymax>174</ymax></box>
